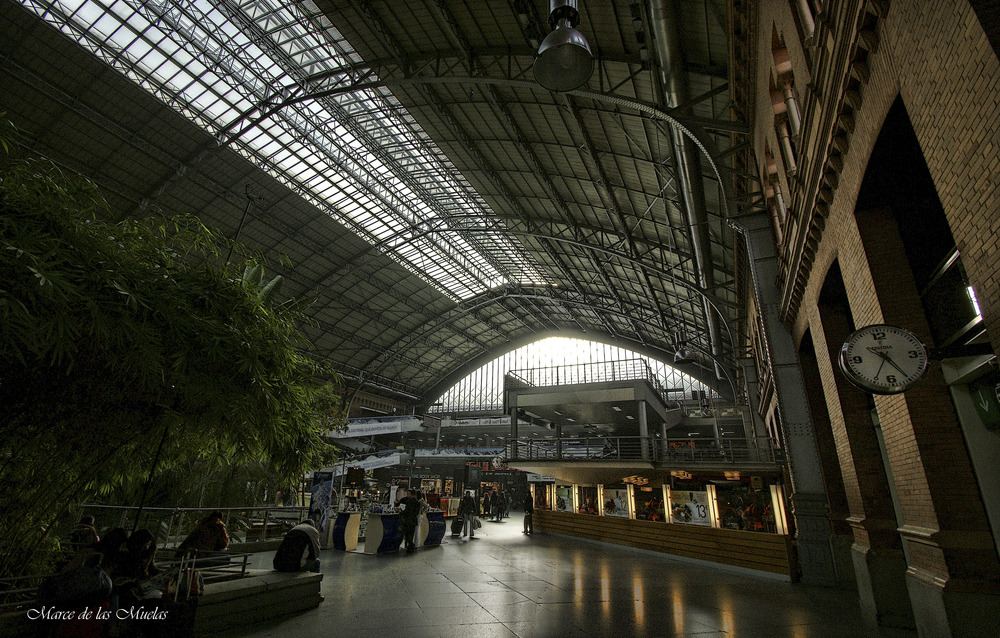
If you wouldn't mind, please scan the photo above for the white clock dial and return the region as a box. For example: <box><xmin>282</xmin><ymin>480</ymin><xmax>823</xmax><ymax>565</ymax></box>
<box><xmin>838</xmin><ymin>324</ymin><xmax>929</xmax><ymax>394</ymax></box>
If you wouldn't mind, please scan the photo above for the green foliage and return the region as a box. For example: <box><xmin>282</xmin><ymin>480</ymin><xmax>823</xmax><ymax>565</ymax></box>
<box><xmin>0</xmin><ymin>117</ymin><xmax>339</xmax><ymax>576</ymax></box>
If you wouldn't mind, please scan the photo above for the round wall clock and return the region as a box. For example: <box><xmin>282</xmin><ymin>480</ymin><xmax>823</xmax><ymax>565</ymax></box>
<box><xmin>838</xmin><ymin>324</ymin><xmax>929</xmax><ymax>394</ymax></box>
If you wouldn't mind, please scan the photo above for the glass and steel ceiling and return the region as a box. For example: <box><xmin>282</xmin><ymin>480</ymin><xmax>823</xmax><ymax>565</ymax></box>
<box><xmin>432</xmin><ymin>337</ymin><xmax>713</xmax><ymax>414</ymax></box>
<box><xmin>23</xmin><ymin>0</ymin><xmax>548</xmax><ymax>301</ymax></box>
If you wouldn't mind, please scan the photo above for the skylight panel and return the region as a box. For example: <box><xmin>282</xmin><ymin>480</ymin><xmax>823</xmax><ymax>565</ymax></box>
<box><xmin>23</xmin><ymin>0</ymin><xmax>549</xmax><ymax>299</ymax></box>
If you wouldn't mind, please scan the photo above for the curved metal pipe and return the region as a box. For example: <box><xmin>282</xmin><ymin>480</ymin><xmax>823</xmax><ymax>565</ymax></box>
<box><xmin>649</xmin><ymin>0</ymin><xmax>724</xmax><ymax>381</ymax></box>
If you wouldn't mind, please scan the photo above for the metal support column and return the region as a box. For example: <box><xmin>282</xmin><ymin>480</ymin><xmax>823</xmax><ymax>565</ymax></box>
<box><xmin>732</xmin><ymin>211</ymin><xmax>837</xmax><ymax>585</ymax></box>
<box><xmin>638</xmin><ymin>400</ymin><xmax>650</xmax><ymax>460</ymax></box>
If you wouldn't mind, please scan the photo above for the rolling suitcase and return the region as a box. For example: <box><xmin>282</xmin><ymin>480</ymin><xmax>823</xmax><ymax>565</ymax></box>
<box><xmin>450</xmin><ymin>517</ymin><xmax>464</xmax><ymax>536</ymax></box>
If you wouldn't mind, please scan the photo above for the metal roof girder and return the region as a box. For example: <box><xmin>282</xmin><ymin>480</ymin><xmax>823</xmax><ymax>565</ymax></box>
<box><xmin>562</xmin><ymin>94</ymin><xmax>673</xmax><ymax>335</ymax></box>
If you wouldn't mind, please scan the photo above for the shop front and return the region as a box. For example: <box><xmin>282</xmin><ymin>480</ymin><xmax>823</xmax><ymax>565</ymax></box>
<box><xmin>529</xmin><ymin>471</ymin><xmax>793</xmax><ymax>579</ymax></box>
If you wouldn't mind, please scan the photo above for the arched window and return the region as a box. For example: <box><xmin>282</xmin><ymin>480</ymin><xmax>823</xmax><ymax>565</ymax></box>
<box><xmin>431</xmin><ymin>337</ymin><xmax>715</xmax><ymax>413</ymax></box>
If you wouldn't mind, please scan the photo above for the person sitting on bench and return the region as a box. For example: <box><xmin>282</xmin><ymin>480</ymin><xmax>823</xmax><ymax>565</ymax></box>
<box><xmin>273</xmin><ymin>519</ymin><xmax>321</xmax><ymax>572</ymax></box>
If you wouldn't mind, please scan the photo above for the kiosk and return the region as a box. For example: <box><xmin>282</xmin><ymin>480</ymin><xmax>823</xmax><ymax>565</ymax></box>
<box><xmin>418</xmin><ymin>510</ymin><xmax>447</xmax><ymax>548</ymax></box>
<box><xmin>331</xmin><ymin>511</ymin><xmax>362</xmax><ymax>551</ymax></box>
<box><xmin>362</xmin><ymin>512</ymin><xmax>402</xmax><ymax>554</ymax></box>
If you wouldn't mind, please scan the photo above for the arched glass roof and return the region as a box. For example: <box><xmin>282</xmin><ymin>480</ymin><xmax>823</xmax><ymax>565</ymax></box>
<box><xmin>432</xmin><ymin>337</ymin><xmax>714</xmax><ymax>413</ymax></box>
<box><xmin>22</xmin><ymin>0</ymin><xmax>547</xmax><ymax>301</ymax></box>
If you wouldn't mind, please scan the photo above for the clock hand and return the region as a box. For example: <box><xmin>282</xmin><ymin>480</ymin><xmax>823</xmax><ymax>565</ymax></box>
<box><xmin>873</xmin><ymin>357</ymin><xmax>885</xmax><ymax>381</ymax></box>
<box><xmin>867</xmin><ymin>347</ymin><xmax>908</xmax><ymax>376</ymax></box>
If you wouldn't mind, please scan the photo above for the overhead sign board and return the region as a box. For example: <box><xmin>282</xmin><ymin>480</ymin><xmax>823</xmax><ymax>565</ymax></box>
<box><xmin>329</xmin><ymin>416</ymin><xmax>422</xmax><ymax>438</ymax></box>
<box><xmin>969</xmin><ymin>369</ymin><xmax>1000</xmax><ymax>431</ymax></box>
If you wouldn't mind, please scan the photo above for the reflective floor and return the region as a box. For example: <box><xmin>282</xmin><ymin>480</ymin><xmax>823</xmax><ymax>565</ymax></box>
<box><xmin>232</xmin><ymin>514</ymin><xmax>916</xmax><ymax>638</ymax></box>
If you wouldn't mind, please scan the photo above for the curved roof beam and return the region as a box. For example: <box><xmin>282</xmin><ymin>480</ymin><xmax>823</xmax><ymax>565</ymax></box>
<box><xmin>219</xmin><ymin>76</ymin><xmax>736</xmax><ymax>208</ymax></box>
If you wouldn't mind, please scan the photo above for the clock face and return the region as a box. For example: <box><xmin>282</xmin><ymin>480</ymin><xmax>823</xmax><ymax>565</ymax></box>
<box><xmin>838</xmin><ymin>324</ymin><xmax>929</xmax><ymax>394</ymax></box>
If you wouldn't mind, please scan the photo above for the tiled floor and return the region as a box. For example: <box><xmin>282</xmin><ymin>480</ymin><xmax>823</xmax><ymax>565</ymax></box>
<box><xmin>231</xmin><ymin>514</ymin><xmax>916</xmax><ymax>638</ymax></box>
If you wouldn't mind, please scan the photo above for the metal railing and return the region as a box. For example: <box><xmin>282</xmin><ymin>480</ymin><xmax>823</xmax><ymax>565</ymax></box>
<box><xmin>0</xmin><ymin>505</ymin><xmax>307</xmax><ymax>612</ymax></box>
<box><xmin>508</xmin><ymin>358</ymin><xmax>663</xmax><ymax>391</ymax></box>
<box><xmin>506</xmin><ymin>436</ymin><xmax>783</xmax><ymax>465</ymax></box>
<box><xmin>0</xmin><ymin>552</ymin><xmax>252</xmax><ymax>612</ymax></box>
<box><xmin>75</xmin><ymin>504</ymin><xmax>312</xmax><ymax>550</ymax></box>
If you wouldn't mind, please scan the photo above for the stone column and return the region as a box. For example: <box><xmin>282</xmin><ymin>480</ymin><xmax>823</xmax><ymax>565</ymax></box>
<box><xmin>847</xmin><ymin>207</ymin><xmax>1000</xmax><ymax>636</ymax></box>
<box><xmin>811</xmin><ymin>301</ymin><xmax>912</xmax><ymax>627</ymax></box>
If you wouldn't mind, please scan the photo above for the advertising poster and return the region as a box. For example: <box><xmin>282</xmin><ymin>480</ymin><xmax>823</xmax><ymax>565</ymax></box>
<box><xmin>555</xmin><ymin>486</ymin><xmax>572</xmax><ymax>511</ymax></box>
<box><xmin>603</xmin><ymin>488</ymin><xmax>630</xmax><ymax>518</ymax></box>
<box><xmin>310</xmin><ymin>471</ymin><xmax>334</xmax><ymax>537</ymax></box>
<box><xmin>669</xmin><ymin>490</ymin><xmax>712</xmax><ymax>526</ymax></box>
<box><xmin>577</xmin><ymin>486</ymin><xmax>598</xmax><ymax>515</ymax></box>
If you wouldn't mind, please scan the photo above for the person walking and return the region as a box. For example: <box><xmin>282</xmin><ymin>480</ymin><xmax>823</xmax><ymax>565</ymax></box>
<box><xmin>459</xmin><ymin>490</ymin><xmax>478</xmax><ymax>539</ymax></box>
<box><xmin>481</xmin><ymin>491</ymin><xmax>491</xmax><ymax>521</ymax></box>
<box><xmin>489</xmin><ymin>490</ymin><xmax>499</xmax><ymax>521</ymax></box>
<box><xmin>523</xmin><ymin>492</ymin><xmax>534</xmax><ymax>534</ymax></box>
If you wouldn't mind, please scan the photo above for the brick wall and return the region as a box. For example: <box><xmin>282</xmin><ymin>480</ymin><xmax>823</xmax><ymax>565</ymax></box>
<box><xmin>745</xmin><ymin>0</ymin><xmax>1000</xmax><ymax>600</ymax></box>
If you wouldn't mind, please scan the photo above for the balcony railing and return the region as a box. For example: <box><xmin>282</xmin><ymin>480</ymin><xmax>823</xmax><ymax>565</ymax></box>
<box><xmin>506</xmin><ymin>436</ymin><xmax>783</xmax><ymax>466</ymax></box>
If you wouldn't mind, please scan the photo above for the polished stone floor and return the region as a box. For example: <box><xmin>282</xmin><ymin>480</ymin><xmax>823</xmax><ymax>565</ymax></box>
<box><xmin>230</xmin><ymin>514</ymin><xmax>916</xmax><ymax>638</ymax></box>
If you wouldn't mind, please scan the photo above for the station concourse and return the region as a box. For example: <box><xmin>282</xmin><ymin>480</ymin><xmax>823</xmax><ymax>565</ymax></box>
<box><xmin>232</xmin><ymin>513</ymin><xmax>912</xmax><ymax>638</ymax></box>
<box><xmin>1</xmin><ymin>1</ymin><xmax>999</xmax><ymax>637</ymax></box>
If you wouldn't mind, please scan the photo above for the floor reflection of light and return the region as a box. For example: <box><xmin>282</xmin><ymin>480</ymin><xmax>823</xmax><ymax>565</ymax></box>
<box><xmin>790</xmin><ymin>610</ymin><xmax>808</xmax><ymax>638</ymax></box>
<box><xmin>600</xmin><ymin>564</ymin><xmax>611</xmax><ymax>616</ymax></box>
<box><xmin>573</xmin><ymin>553</ymin><xmax>584</xmax><ymax>597</ymax></box>
<box><xmin>671</xmin><ymin>587</ymin><xmax>684</xmax><ymax>634</ymax></box>
<box><xmin>632</xmin><ymin>574</ymin><xmax>644</xmax><ymax>627</ymax></box>
<box><xmin>719</xmin><ymin>589</ymin><xmax>735</xmax><ymax>634</ymax></box>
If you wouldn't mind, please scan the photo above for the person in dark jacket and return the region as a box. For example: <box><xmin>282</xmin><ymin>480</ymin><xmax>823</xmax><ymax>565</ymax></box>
<box><xmin>121</xmin><ymin>529</ymin><xmax>161</xmax><ymax>581</ymax></box>
<box><xmin>178</xmin><ymin>510</ymin><xmax>229</xmax><ymax>556</ymax></box>
<box><xmin>397</xmin><ymin>489</ymin><xmax>420</xmax><ymax>553</ymax></box>
<box><xmin>95</xmin><ymin>527</ymin><xmax>130</xmax><ymax>578</ymax></box>
<box><xmin>481</xmin><ymin>491</ymin><xmax>491</xmax><ymax>520</ymax></box>
<box><xmin>459</xmin><ymin>491</ymin><xmax>478</xmax><ymax>538</ymax></box>
<box><xmin>273</xmin><ymin>519</ymin><xmax>321</xmax><ymax>572</ymax></box>
<box><xmin>523</xmin><ymin>493</ymin><xmax>534</xmax><ymax>534</ymax></box>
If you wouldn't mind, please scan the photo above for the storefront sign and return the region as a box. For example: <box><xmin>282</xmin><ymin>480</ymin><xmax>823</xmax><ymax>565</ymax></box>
<box><xmin>414</xmin><ymin>446</ymin><xmax>505</xmax><ymax>458</ymax></box>
<box><xmin>526</xmin><ymin>473</ymin><xmax>555</xmax><ymax>483</ymax></box>
<box><xmin>333</xmin><ymin>453</ymin><xmax>404</xmax><ymax>475</ymax></box>
<box><xmin>453</xmin><ymin>416</ymin><xmax>511</xmax><ymax>427</ymax></box>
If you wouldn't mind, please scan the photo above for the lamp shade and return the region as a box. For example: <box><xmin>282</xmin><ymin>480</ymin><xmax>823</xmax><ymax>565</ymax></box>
<box><xmin>533</xmin><ymin>24</ymin><xmax>594</xmax><ymax>91</ymax></box>
<box><xmin>674</xmin><ymin>347</ymin><xmax>695</xmax><ymax>365</ymax></box>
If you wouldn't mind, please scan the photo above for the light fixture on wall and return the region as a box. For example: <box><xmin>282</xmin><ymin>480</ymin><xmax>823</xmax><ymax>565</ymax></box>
<box><xmin>673</xmin><ymin>330</ymin><xmax>696</xmax><ymax>365</ymax></box>
<box><xmin>533</xmin><ymin>0</ymin><xmax>594</xmax><ymax>91</ymax></box>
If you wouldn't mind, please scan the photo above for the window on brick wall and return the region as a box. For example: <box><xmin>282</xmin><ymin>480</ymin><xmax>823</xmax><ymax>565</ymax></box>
<box><xmin>857</xmin><ymin>98</ymin><xmax>985</xmax><ymax>349</ymax></box>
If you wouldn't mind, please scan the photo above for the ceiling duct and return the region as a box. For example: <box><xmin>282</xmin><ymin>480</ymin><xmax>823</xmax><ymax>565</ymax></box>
<box><xmin>649</xmin><ymin>0</ymin><xmax>724</xmax><ymax>380</ymax></box>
